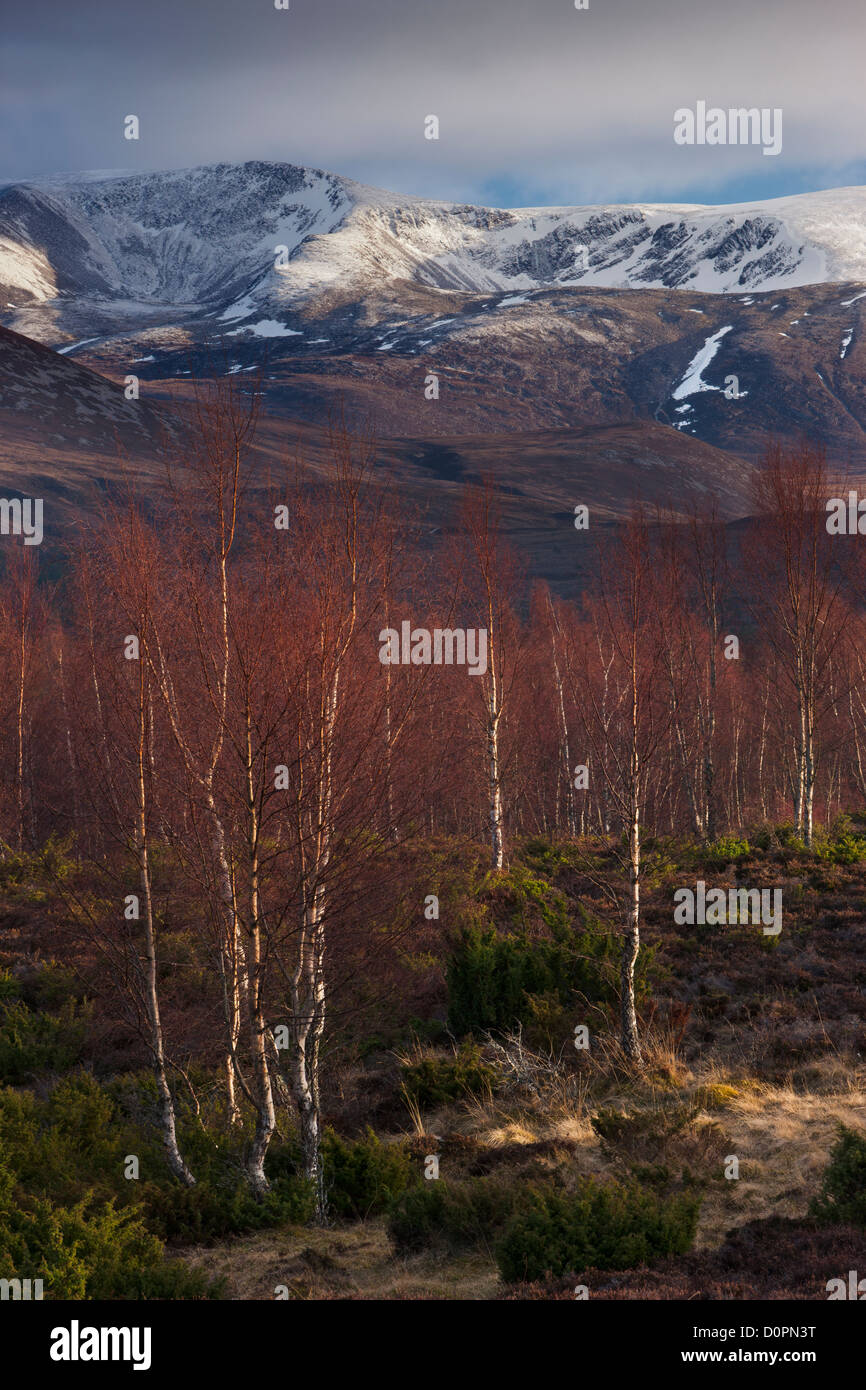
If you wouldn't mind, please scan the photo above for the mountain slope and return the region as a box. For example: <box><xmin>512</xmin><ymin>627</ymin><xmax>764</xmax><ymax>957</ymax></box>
<box><xmin>3</xmin><ymin>162</ymin><xmax>866</xmax><ymax>518</ymax></box>
<box><xmin>0</xmin><ymin>321</ymin><xmax>760</xmax><ymax>587</ymax></box>
<box><xmin>0</xmin><ymin>325</ymin><xmax>175</xmax><ymax>534</ymax></box>
<box><xmin>3</xmin><ymin>163</ymin><xmax>866</xmax><ymax>350</ymax></box>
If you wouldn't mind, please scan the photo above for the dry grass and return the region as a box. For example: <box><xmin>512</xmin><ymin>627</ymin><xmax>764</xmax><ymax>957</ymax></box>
<box><xmin>396</xmin><ymin>1044</ymin><xmax>866</xmax><ymax>1237</ymax></box>
<box><xmin>176</xmin><ymin>1049</ymin><xmax>866</xmax><ymax>1298</ymax></box>
<box><xmin>692</xmin><ymin>1069</ymin><xmax>866</xmax><ymax>1247</ymax></box>
<box><xmin>179</xmin><ymin>1218</ymin><xmax>501</xmax><ymax>1301</ymax></box>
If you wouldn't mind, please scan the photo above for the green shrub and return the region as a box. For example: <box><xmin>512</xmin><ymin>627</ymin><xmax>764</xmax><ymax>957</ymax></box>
<box><xmin>810</xmin><ymin>1125</ymin><xmax>866</xmax><ymax>1227</ymax></box>
<box><xmin>144</xmin><ymin>1173</ymin><xmax>313</xmax><ymax>1245</ymax></box>
<box><xmin>831</xmin><ymin>834</ymin><xmax>866</xmax><ymax>864</ymax></box>
<box><xmin>0</xmin><ymin>971</ymin><xmax>20</xmax><ymax>1001</ymax></box>
<box><xmin>322</xmin><ymin>1128</ymin><xmax>416</xmax><ymax>1220</ymax></box>
<box><xmin>401</xmin><ymin>1042</ymin><xmax>497</xmax><ymax>1108</ymax></box>
<box><xmin>447</xmin><ymin>908</ymin><xmax>645</xmax><ymax>1037</ymax></box>
<box><xmin>0</xmin><ymin>1071</ymin><xmax>313</xmax><ymax>1245</ymax></box>
<box><xmin>492</xmin><ymin>863</ymin><xmax>573</xmax><ymax>932</ymax></box>
<box><xmin>118</xmin><ymin>1259</ymin><xmax>223</xmax><ymax>1300</ymax></box>
<box><xmin>0</xmin><ymin>998</ymin><xmax>88</xmax><ymax>1084</ymax></box>
<box><xmin>773</xmin><ymin>824</ymin><xmax>806</xmax><ymax>854</ymax></box>
<box><xmin>591</xmin><ymin>1103</ymin><xmax>699</xmax><ymax>1159</ymax></box>
<box><xmin>496</xmin><ymin>1176</ymin><xmax>700</xmax><ymax>1283</ymax></box>
<box><xmin>0</xmin><ymin>1176</ymin><xmax>219</xmax><ymax>1299</ymax></box>
<box><xmin>16</xmin><ymin>961</ymin><xmax>82</xmax><ymax>1012</ymax></box>
<box><xmin>387</xmin><ymin>1178</ymin><xmax>518</xmax><ymax>1254</ymax></box>
<box><xmin>0</xmin><ymin>835</ymin><xmax>76</xmax><ymax>897</ymax></box>
<box><xmin>703</xmin><ymin>836</ymin><xmax>750</xmax><ymax>867</ymax></box>
<box><xmin>141</xmin><ymin>1129</ymin><xmax>314</xmax><ymax>1243</ymax></box>
<box><xmin>813</xmin><ymin>829</ymin><xmax>866</xmax><ymax>865</ymax></box>
<box><xmin>520</xmin><ymin>839</ymin><xmax>567</xmax><ymax>872</ymax></box>
<box><xmin>0</xmin><ymin>1073</ymin><xmax>153</xmax><ymax>1208</ymax></box>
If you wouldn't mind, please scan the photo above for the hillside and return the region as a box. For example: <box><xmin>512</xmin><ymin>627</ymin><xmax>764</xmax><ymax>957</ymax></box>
<box><xmin>3</xmin><ymin>166</ymin><xmax>866</xmax><ymax>345</ymax></box>
<box><xmin>3</xmin><ymin>163</ymin><xmax>864</xmax><ymax>474</ymax></box>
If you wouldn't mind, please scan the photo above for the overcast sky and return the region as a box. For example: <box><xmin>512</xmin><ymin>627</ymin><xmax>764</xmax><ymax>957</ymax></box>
<box><xmin>2</xmin><ymin>0</ymin><xmax>863</xmax><ymax>207</ymax></box>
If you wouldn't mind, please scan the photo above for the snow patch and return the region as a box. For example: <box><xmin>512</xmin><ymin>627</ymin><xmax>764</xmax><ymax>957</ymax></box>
<box><xmin>57</xmin><ymin>338</ymin><xmax>100</xmax><ymax>355</ymax></box>
<box><xmin>672</xmin><ymin>326</ymin><xmax>732</xmax><ymax>401</ymax></box>
<box><xmin>226</xmin><ymin>319</ymin><xmax>302</xmax><ymax>338</ymax></box>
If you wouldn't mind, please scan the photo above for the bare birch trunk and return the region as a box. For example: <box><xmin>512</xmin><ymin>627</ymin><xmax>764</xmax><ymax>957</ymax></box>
<box><xmin>16</xmin><ymin>583</ymin><xmax>29</xmax><ymax>851</ymax></box>
<box><xmin>57</xmin><ymin>646</ymin><xmax>82</xmax><ymax>845</ymax></box>
<box><xmin>487</xmin><ymin>695</ymin><xmax>504</xmax><ymax>871</ymax></box>
<box><xmin>621</xmin><ymin>696</ymin><xmax>643</xmax><ymax>1064</ymax></box>
<box><xmin>243</xmin><ymin>711</ymin><xmax>276</xmax><ymax>1196</ymax></box>
<box><xmin>203</xmin><ymin>782</ymin><xmax>244</xmax><ymax>1127</ymax></box>
<box><xmin>290</xmin><ymin>670</ymin><xmax>338</xmax><ymax>1216</ymax></box>
<box><xmin>291</xmin><ymin>889</ymin><xmax>327</xmax><ymax>1192</ymax></box>
<box><xmin>135</xmin><ymin>659</ymin><xmax>195</xmax><ymax>1186</ymax></box>
<box><xmin>803</xmin><ymin>726</ymin><xmax>815</xmax><ymax>848</ymax></box>
<box><xmin>546</xmin><ymin>596</ymin><xmax>576</xmax><ymax>837</ymax></box>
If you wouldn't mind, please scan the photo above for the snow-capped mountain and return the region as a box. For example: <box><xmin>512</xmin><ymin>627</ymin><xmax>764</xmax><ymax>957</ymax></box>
<box><xmin>0</xmin><ymin>163</ymin><xmax>352</xmax><ymax>341</ymax></box>
<box><xmin>2</xmin><ymin>161</ymin><xmax>865</xmax><ymax>498</ymax></box>
<box><xmin>2</xmin><ymin>162</ymin><xmax>866</xmax><ymax>347</ymax></box>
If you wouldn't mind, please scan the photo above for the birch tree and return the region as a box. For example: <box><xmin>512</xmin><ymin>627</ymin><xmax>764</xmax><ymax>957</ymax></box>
<box><xmin>747</xmin><ymin>443</ymin><xmax>850</xmax><ymax>846</ymax></box>
<box><xmin>581</xmin><ymin>513</ymin><xmax>667</xmax><ymax>1064</ymax></box>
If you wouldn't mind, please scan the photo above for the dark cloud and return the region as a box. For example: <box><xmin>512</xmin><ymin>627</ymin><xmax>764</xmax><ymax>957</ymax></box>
<box><xmin>1</xmin><ymin>0</ymin><xmax>863</xmax><ymax>204</ymax></box>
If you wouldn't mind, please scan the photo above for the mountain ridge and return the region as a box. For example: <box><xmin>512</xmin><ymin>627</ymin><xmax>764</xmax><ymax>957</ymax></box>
<box><xmin>2</xmin><ymin>161</ymin><xmax>865</xmax><ymax>545</ymax></box>
<box><xmin>2</xmin><ymin>162</ymin><xmax>866</xmax><ymax>352</ymax></box>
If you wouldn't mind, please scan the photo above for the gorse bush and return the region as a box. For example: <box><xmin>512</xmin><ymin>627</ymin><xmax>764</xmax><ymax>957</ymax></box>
<box><xmin>495</xmin><ymin>1176</ymin><xmax>701</xmax><ymax>1284</ymax></box>
<box><xmin>321</xmin><ymin>1128</ymin><xmax>416</xmax><ymax>1220</ymax></box>
<box><xmin>400</xmin><ymin>1042</ymin><xmax>498</xmax><ymax>1108</ymax></box>
<box><xmin>810</xmin><ymin>1125</ymin><xmax>866</xmax><ymax>1228</ymax></box>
